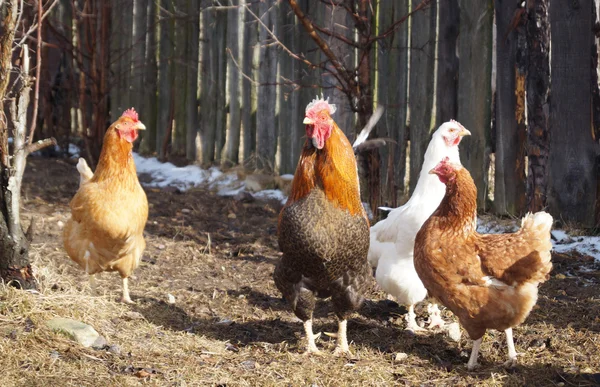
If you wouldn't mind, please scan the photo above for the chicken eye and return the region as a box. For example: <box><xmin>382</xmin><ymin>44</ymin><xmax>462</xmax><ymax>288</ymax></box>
<box><xmin>319</xmin><ymin>113</ymin><xmax>328</xmax><ymax>121</ymax></box>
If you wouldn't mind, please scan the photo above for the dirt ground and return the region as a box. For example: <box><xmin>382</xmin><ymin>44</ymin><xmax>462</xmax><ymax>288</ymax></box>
<box><xmin>1</xmin><ymin>157</ymin><xmax>599</xmax><ymax>386</ymax></box>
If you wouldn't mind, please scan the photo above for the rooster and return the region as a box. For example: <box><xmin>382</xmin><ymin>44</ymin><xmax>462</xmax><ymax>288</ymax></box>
<box><xmin>63</xmin><ymin>108</ymin><xmax>148</xmax><ymax>304</ymax></box>
<box><xmin>370</xmin><ymin>120</ymin><xmax>470</xmax><ymax>331</ymax></box>
<box><xmin>414</xmin><ymin>158</ymin><xmax>553</xmax><ymax>370</ymax></box>
<box><xmin>274</xmin><ymin>97</ymin><xmax>371</xmax><ymax>355</ymax></box>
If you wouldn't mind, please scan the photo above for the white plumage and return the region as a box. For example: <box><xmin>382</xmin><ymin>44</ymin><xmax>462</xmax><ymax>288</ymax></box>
<box><xmin>370</xmin><ymin>120</ymin><xmax>469</xmax><ymax>331</ymax></box>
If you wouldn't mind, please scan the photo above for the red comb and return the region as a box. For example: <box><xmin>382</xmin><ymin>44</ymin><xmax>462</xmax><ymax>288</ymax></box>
<box><xmin>121</xmin><ymin>108</ymin><xmax>139</xmax><ymax>121</ymax></box>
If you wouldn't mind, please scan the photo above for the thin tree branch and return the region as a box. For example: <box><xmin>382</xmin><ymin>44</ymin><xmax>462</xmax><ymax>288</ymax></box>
<box><xmin>27</xmin><ymin>0</ymin><xmax>42</xmax><ymax>144</ymax></box>
<box><xmin>287</xmin><ymin>0</ymin><xmax>355</xmax><ymax>92</ymax></box>
<box><xmin>244</xmin><ymin>2</ymin><xmax>319</xmax><ymax>70</ymax></box>
<box><xmin>15</xmin><ymin>0</ymin><xmax>59</xmax><ymax>47</ymax></box>
<box><xmin>24</xmin><ymin>137</ymin><xmax>56</xmax><ymax>154</ymax></box>
<box><xmin>369</xmin><ymin>0</ymin><xmax>432</xmax><ymax>44</ymax></box>
<box><xmin>312</xmin><ymin>22</ymin><xmax>359</xmax><ymax>48</ymax></box>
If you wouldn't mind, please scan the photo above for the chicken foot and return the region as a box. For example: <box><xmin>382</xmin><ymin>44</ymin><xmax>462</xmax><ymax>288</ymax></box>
<box><xmin>467</xmin><ymin>337</ymin><xmax>482</xmax><ymax>371</ymax></box>
<box><xmin>89</xmin><ymin>274</ymin><xmax>97</xmax><ymax>294</ymax></box>
<box><xmin>303</xmin><ymin>319</ymin><xmax>322</xmax><ymax>354</ymax></box>
<box><xmin>332</xmin><ymin>319</ymin><xmax>353</xmax><ymax>356</ymax></box>
<box><xmin>405</xmin><ymin>304</ymin><xmax>426</xmax><ymax>332</ymax></box>
<box><xmin>427</xmin><ymin>303</ymin><xmax>445</xmax><ymax>329</ymax></box>
<box><xmin>503</xmin><ymin>328</ymin><xmax>518</xmax><ymax>368</ymax></box>
<box><xmin>121</xmin><ymin>277</ymin><xmax>134</xmax><ymax>304</ymax></box>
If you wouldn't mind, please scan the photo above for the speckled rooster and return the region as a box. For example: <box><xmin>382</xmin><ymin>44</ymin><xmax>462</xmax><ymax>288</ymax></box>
<box><xmin>274</xmin><ymin>97</ymin><xmax>371</xmax><ymax>355</ymax></box>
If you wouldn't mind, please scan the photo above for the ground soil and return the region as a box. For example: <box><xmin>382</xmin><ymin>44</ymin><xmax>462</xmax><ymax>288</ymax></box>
<box><xmin>0</xmin><ymin>157</ymin><xmax>599</xmax><ymax>386</ymax></box>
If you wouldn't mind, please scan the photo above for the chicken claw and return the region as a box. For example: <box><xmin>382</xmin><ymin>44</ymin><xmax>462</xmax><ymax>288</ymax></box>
<box><xmin>503</xmin><ymin>328</ymin><xmax>518</xmax><ymax>369</ymax></box>
<box><xmin>427</xmin><ymin>303</ymin><xmax>446</xmax><ymax>329</ymax></box>
<box><xmin>303</xmin><ymin>320</ymin><xmax>322</xmax><ymax>355</ymax></box>
<box><xmin>120</xmin><ymin>277</ymin><xmax>135</xmax><ymax>304</ymax></box>
<box><xmin>332</xmin><ymin>320</ymin><xmax>354</xmax><ymax>357</ymax></box>
<box><xmin>466</xmin><ymin>337</ymin><xmax>482</xmax><ymax>371</ymax></box>
<box><xmin>405</xmin><ymin>304</ymin><xmax>426</xmax><ymax>332</ymax></box>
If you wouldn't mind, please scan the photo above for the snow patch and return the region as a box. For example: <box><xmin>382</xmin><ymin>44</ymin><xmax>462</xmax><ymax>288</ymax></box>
<box><xmin>132</xmin><ymin>152</ymin><xmax>287</xmax><ymax>203</ymax></box>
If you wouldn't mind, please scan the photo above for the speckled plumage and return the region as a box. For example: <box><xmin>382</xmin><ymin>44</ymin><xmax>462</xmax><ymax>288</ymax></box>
<box><xmin>275</xmin><ymin>188</ymin><xmax>370</xmax><ymax>321</ymax></box>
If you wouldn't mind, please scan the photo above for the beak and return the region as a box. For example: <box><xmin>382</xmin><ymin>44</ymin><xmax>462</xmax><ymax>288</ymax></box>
<box><xmin>458</xmin><ymin>128</ymin><xmax>471</xmax><ymax>137</ymax></box>
<box><xmin>135</xmin><ymin>121</ymin><xmax>146</xmax><ymax>130</ymax></box>
<box><xmin>428</xmin><ymin>167</ymin><xmax>438</xmax><ymax>175</ymax></box>
<box><xmin>303</xmin><ymin>117</ymin><xmax>314</xmax><ymax>125</ymax></box>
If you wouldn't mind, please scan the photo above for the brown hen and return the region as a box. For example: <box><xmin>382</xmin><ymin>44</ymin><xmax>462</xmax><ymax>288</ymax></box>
<box><xmin>414</xmin><ymin>158</ymin><xmax>553</xmax><ymax>370</ymax></box>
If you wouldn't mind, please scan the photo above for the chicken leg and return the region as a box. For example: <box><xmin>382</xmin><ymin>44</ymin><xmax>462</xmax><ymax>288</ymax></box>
<box><xmin>467</xmin><ymin>337</ymin><xmax>482</xmax><ymax>371</ymax></box>
<box><xmin>332</xmin><ymin>319</ymin><xmax>352</xmax><ymax>356</ymax></box>
<box><xmin>503</xmin><ymin>328</ymin><xmax>518</xmax><ymax>368</ymax></box>
<box><xmin>427</xmin><ymin>303</ymin><xmax>445</xmax><ymax>329</ymax></box>
<box><xmin>121</xmin><ymin>277</ymin><xmax>134</xmax><ymax>304</ymax></box>
<box><xmin>405</xmin><ymin>304</ymin><xmax>426</xmax><ymax>332</ymax></box>
<box><xmin>303</xmin><ymin>319</ymin><xmax>321</xmax><ymax>354</ymax></box>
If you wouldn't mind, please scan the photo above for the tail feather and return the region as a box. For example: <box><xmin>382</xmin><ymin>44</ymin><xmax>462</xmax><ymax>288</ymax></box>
<box><xmin>77</xmin><ymin>158</ymin><xmax>94</xmax><ymax>186</ymax></box>
<box><xmin>512</xmin><ymin>211</ymin><xmax>553</xmax><ymax>284</ymax></box>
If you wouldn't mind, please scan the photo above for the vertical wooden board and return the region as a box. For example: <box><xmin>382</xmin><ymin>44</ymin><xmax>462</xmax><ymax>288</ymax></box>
<box><xmin>172</xmin><ymin>0</ymin><xmax>188</xmax><ymax>156</ymax></box>
<box><xmin>278</xmin><ymin>3</ymin><xmax>299</xmax><ymax>174</ymax></box>
<box><xmin>436</xmin><ymin>0</ymin><xmax>459</xmax><ymax>125</ymax></box>
<box><xmin>391</xmin><ymin>0</ymin><xmax>409</xmax><ymax>205</ymax></box>
<box><xmin>408</xmin><ymin>0</ymin><xmax>436</xmax><ymax>194</ymax></box>
<box><xmin>256</xmin><ymin>1</ymin><xmax>278</xmax><ymax>172</ymax></box>
<box><xmin>493</xmin><ymin>0</ymin><xmax>526</xmax><ymax>216</ymax></box>
<box><xmin>214</xmin><ymin>10</ymin><xmax>228</xmax><ymax>162</ymax></box>
<box><xmin>241</xmin><ymin>1</ymin><xmax>258</xmax><ymax>164</ymax></box>
<box><xmin>296</xmin><ymin>0</ymin><xmax>322</xmax><ymax>160</ymax></box>
<box><xmin>224</xmin><ymin>1</ymin><xmax>241</xmax><ymax>166</ymax></box>
<box><xmin>322</xmin><ymin>2</ymin><xmax>355</xmax><ymax>136</ymax></box>
<box><xmin>549</xmin><ymin>0</ymin><xmax>598</xmax><ymax>226</ymax></box>
<box><xmin>140</xmin><ymin>0</ymin><xmax>158</xmax><ymax>153</ymax></box>
<box><xmin>157</xmin><ymin>0</ymin><xmax>174</xmax><ymax>158</ymax></box>
<box><xmin>457</xmin><ymin>0</ymin><xmax>493</xmax><ymax>209</ymax></box>
<box><xmin>199</xmin><ymin>4</ymin><xmax>217</xmax><ymax>164</ymax></box>
<box><xmin>377</xmin><ymin>0</ymin><xmax>408</xmax><ymax>207</ymax></box>
<box><xmin>185</xmin><ymin>0</ymin><xmax>200</xmax><ymax>161</ymax></box>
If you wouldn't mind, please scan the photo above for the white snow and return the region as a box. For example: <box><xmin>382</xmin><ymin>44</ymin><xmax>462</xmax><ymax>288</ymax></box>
<box><xmin>132</xmin><ymin>152</ymin><xmax>287</xmax><ymax>203</ymax></box>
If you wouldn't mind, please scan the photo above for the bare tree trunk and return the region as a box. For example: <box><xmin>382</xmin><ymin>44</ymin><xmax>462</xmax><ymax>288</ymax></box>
<box><xmin>141</xmin><ymin>0</ymin><xmax>158</xmax><ymax>153</ymax></box>
<box><xmin>172</xmin><ymin>0</ymin><xmax>188</xmax><ymax>156</ymax></box>
<box><xmin>200</xmin><ymin>4</ymin><xmax>217</xmax><ymax>164</ymax></box>
<box><xmin>157</xmin><ymin>0</ymin><xmax>174</xmax><ymax>158</ymax></box>
<box><xmin>436</xmin><ymin>0</ymin><xmax>459</xmax><ymax>125</ymax></box>
<box><xmin>241</xmin><ymin>1</ymin><xmax>258</xmax><ymax>166</ymax></box>
<box><xmin>0</xmin><ymin>0</ymin><xmax>36</xmax><ymax>289</ymax></box>
<box><xmin>408</xmin><ymin>0</ymin><xmax>437</xmax><ymax>194</ymax></box>
<box><xmin>224</xmin><ymin>1</ymin><xmax>241</xmax><ymax>167</ymax></box>
<box><xmin>256</xmin><ymin>1</ymin><xmax>278</xmax><ymax>173</ymax></box>
<box><xmin>214</xmin><ymin>10</ymin><xmax>227</xmax><ymax>162</ymax></box>
<box><xmin>457</xmin><ymin>0</ymin><xmax>493</xmax><ymax>209</ymax></box>
<box><xmin>186</xmin><ymin>0</ymin><xmax>200</xmax><ymax>161</ymax></box>
<box><xmin>494</xmin><ymin>0</ymin><xmax>526</xmax><ymax>216</ymax></box>
<box><xmin>548</xmin><ymin>0</ymin><xmax>598</xmax><ymax>226</ymax></box>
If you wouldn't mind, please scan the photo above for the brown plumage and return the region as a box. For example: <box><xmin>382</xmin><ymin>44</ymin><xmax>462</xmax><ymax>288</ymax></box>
<box><xmin>414</xmin><ymin>158</ymin><xmax>553</xmax><ymax>370</ymax></box>
<box><xmin>63</xmin><ymin>108</ymin><xmax>148</xmax><ymax>304</ymax></box>
<box><xmin>274</xmin><ymin>97</ymin><xmax>370</xmax><ymax>355</ymax></box>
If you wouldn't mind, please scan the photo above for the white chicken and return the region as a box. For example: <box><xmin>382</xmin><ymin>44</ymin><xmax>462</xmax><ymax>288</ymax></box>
<box><xmin>370</xmin><ymin>120</ymin><xmax>470</xmax><ymax>331</ymax></box>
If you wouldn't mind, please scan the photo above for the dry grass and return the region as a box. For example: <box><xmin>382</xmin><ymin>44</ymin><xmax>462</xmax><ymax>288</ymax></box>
<box><xmin>0</xmin><ymin>158</ymin><xmax>599</xmax><ymax>386</ymax></box>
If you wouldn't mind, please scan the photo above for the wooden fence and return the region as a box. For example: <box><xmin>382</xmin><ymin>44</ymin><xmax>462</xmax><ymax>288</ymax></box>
<box><xmin>33</xmin><ymin>0</ymin><xmax>600</xmax><ymax>226</ymax></box>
